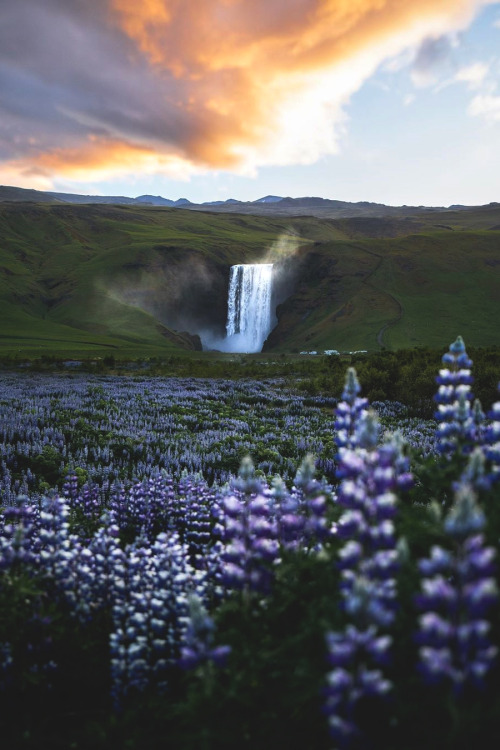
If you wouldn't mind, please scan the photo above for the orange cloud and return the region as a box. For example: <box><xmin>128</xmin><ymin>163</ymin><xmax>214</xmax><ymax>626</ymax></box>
<box><xmin>1</xmin><ymin>0</ymin><xmax>495</xmax><ymax>187</ymax></box>
<box><xmin>111</xmin><ymin>0</ymin><xmax>490</xmax><ymax>74</ymax></box>
<box><xmin>106</xmin><ymin>0</ymin><xmax>495</xmax><ymax>171</ymax></box>
<box><xmin>0</xmin><ymin>137</ymin><xmax>201</xmax><ymax>188</ymax></box>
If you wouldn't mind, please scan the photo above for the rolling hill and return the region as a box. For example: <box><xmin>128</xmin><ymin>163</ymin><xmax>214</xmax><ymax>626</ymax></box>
<box><xmin>0</xmin><ymin>196</ymin><xmax>499</xmax><ymax>357</ymax></box>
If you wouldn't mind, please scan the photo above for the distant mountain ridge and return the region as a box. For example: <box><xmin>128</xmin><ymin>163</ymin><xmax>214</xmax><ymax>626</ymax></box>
<box><xmin>0</xmin><ymin>183</ymin><xmax>494</xmax><ymax>219</ymax></box>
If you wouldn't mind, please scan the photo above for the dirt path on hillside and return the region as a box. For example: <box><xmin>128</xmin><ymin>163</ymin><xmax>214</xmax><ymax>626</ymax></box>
<box><xmin>376</xmin><ymin>302</ymin><xmax>403</xmax><ymax>347</ymax></box>
<box><xmin>349</xmin><ymin>244</ymin><xmax>404</xmax><ymax>348</ymax></box>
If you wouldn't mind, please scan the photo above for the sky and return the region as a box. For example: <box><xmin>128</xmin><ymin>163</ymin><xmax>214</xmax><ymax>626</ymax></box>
<box><xmin>0</xmin><ymin>0</ymin><xmax>499</xmax><ymax>206</ymax></box>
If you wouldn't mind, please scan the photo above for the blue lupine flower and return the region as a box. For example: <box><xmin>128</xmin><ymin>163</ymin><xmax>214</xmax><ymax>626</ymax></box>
<box><xmin>325</xmin><ymin>372</ymin><xmax>411</xmax><ymax>746</ymax></box>
<box><xmin>416</xmin><ymin>482</ymin><xmax>498</xmax><ymax>691</ymax></box>
<box><xmin>213</xmin><ymin>458</ymin><xmax>279</xmax><ymax>595</ymax></box>
<box><xmin>110</xmin><ymin>530</ymin><xmax>204</xmax><ymax>706</ymax></box>
<box><xmin>325</xmin><ymin>624</ymin><xmax>392</xmax><ymax>745</ymax></box>
<box><xmin>484</xmin><ymin>382</ymin><xmax>500</xmax><ymax>480</ymax></box>
<box><xmin>178</xmin><ymin>595</ymin><xmax>231</xmax><ymax>670</ymax></box>
<box><xmin>335</xmin><ymin>368</ymin><xmax>369</xmax><ymax>451</ymax></box>
<box><xmin>434</xmin><ymin>336</ymin><xmax>484</xmax><ymax>455</ymax></box>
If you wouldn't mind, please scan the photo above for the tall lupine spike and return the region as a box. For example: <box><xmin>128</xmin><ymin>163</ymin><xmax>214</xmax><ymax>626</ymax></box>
<box><xmin>213</xmin><ymin>458</ymin><xmax>279</xmax><ymax>595</ymax></box>
<box><xmin>270</xmin><ymin>475</ymin><xmax>287</xmax><ymax>502</ymax></box>
<box><xmin>178</xmin><ymin>595</ymin><xmax>231</xmax><ymax>670</ymax></box>
<box><xmin>231</xmin><ymin>455</ymin><xmax>264</xmax><ymax>496</ymax></box>
<box><xmin>416</xmin><ymin>482</ymin><xmax>498</xmax><ymax>692</ymax></box>
<box><xmin>434</xmin><ymin>336</ymin><xmax>478</xmax><ymax>456</ymax></box>
<box><xmin>272</xmin><ymin>472</ymin><xmax>306</xmax><ymax>551</ymax></box>
<box><xmin>484</xmin><ymin>382</ymin><xmax>500</xmax><ymax>480</ymax></box>
<box><xmin>37</xmin><ymin>493</ymin><xmax>73</xmax><ymax>582</ymax></box>
<box><xmin>83</xmin><ymin>513</ymin><xmax>123</xmax><ymax>613</ymax></box>
<box><xmin>335</xmin><ymin>413</ymin><xmax>406</xmax><ymax>627</ymax></box>
<box><xmin>343</xmin><ymin>367</ymin><xmax>362</xmax><ymax>404</ymax></box>
<box><xmin>110</xmin><ymin>530</ymin><xmax>202</xmax><ymax>706</ymax></box>
<box><xmin>335</xmin><ymin>368</ymin><xmax>369</xmax><ymax>450</ymax></box>
<box><xmin>0</xmin><ymin>501</ymin><xmax>38</xmax><ymax>571</ymax></box>
<box><xmin>294</xmin><ymin>453</ymin><xmax>317</xmax><ymax>493</ymax></box>
<box><xmin>109</xmin><ymin>481</ymin><xmax>129</xmax><ymax>533</ymax></box>
<box><xmin>292</xmin><ymin>454</ymin><xmax>332</xmax><ymax>546</ymax></box>
<box><xmin>325</xmin><ymin>390</ymin><xmax>411</xmax><ymax>746</ymax></box>
<box><xmin>459</xmin><ymin>447</ymin><xmax>491</xmax><ymax>493</ymax></box>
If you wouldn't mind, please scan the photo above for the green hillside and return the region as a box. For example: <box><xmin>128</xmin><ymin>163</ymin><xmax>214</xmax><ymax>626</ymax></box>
<box><xmin>0</xmin><ymin>201</ymin><xmax>499</xmax><ymax>356</ymax></box>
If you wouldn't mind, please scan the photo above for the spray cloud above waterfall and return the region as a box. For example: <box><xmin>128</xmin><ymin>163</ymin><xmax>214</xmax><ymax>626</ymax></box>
<box><xmin>262</xmin><ymin>231</ymin><xmax>303</xmax><ymax>265</ymax></box>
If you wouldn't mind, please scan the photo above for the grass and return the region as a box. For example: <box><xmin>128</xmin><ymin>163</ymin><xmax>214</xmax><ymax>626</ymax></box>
<box><xmin>1</xmin><ymin>202</ymin><xmax>500</xmax><ymax>356</ymax></box>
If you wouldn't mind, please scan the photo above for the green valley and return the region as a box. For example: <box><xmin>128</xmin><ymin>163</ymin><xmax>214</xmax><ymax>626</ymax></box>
<box><xmin>0</xmin><ymin>198</ymin><xmax>499</xmax><ymax>357</ymax></box>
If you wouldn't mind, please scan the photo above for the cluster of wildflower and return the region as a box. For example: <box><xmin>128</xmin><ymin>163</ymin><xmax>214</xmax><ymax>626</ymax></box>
<box><xmin>0</xmin><ymin>499</ymin><xmax>38</xmax><ymax>570</ymax></box>
<box><xmin>0</xmin><ymin>487</ymin><xmax>210</xmax><ymax>704</ymax></box>
<box><xmin>109</xmin><ymin>530</ymin><xmax>205</xmax><ymax>705</ymax></box>
<box><xmin>334</xmin><ymin>367</ymin><xmax>369</xmax><ymax>450</ymax></box>
<box><xmin>416</xmin><ymin>482</ymin><xmax>498</xmax><ymax>690</ymax></box>
<box><xmin>0</xmin><ymin>373</ymin><xmax>339</xmax><ymax>502</ymax></box>
<box><xmin>434</xmin><ymin>336</ymin><xmax>484</xmax><ymax>455</ymax></box>
<box><xmin>373</xmin><ymin>401</ymin><xmax>440</xmax><ymax>458</ymax></box>
<box><xmin>2</xmin><ymin>336</ymin><xmax>500</xmax><ymax>739</ymax></box>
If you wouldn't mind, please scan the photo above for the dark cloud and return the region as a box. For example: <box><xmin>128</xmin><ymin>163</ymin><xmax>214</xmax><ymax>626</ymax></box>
<box><xmin>413</xmin><ymin>34</ymin><xmax>455</xmax><ymax>74</ymax></box>
<box><xmin>0</xmin><ymin>1</ymin><xmax>192</xmax><ymax>152</ymax></box>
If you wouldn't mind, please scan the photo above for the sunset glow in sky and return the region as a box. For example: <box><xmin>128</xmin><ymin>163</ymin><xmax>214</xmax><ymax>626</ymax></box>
<box><xmin>1</xmin><ymin>0</ymin><xmax>499</xmax><ymax>205</ymax></box>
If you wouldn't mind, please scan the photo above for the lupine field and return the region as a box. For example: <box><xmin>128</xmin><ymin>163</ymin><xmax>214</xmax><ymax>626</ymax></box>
<box><xmin>1</xmin><ymin>337</ymin><xmax>500</xmax><ymax>749</ymax></box>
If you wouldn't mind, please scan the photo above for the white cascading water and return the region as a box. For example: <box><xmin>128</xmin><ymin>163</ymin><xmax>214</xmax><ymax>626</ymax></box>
<box><xmin>225</xmin><ymin>263</ymin><xmax>273</xmax><ymax>352</ymax></box>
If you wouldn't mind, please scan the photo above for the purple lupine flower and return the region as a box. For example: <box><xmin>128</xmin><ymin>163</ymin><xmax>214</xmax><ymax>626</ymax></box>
<box><xmin>178</xmin><ymin>595</ymin><xmax>231</xmax><ymax>670</ymax></box>
<box><xmin>335</xmin><ymin>368</ymin><xmax>369</xmax><ymax>452</ymax></box>
<box><xmin>416</xmin><ymin>482</ymin><xmax>498</xmax><ymax>691</ymax></box>
<box><xmin>324</xmin><ymin>624</ymin><xmax>392</xmax><ymax>745</ymax></box>
<box><xmin>109</xmin><ymin>530</ymin><xmax>204</xmax><ymax>706</ymax></box>
<box><xmin>325</xmin><ymin>371</ymin><xmax>411</xmax><ymax>746</ymax></box>
<box><xmin>434</xmin><ymin>336</ymin><xmax>483</xmax><ymax>455</ymax></box>
<box><xmin>36</xmin><ymin>493</ymin><xmax>74</xmax><ymax>582</ymax></box>
<box><xmin>213</xmin><ymin>458</ymin><xmax>279</xmax><ymax>595</ymax></box>
<box><xmin>0</xmin><ymin>501</ymin><xmax>38</xmax><ymax>570</ymax></box>
<box><xmin>335</xmin><ymin>408</ymin><xmax>409</xmax><ymax>629</ymax></box>
<box><xmin>484</xmin><ymin>382</ymin><xmax>500</xmax><ymax>480</ymax></box>
<box><xmin>289</xmin><ymin>454</ymin><xmax>333</xmax><ymax>546</ymax></box>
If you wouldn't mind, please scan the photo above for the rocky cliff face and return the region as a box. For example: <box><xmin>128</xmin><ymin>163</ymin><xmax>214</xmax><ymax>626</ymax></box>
<box><xmin>263</xmin><ymin>248</ymin><xmax>336</xmax><ymax>351</ymax></box>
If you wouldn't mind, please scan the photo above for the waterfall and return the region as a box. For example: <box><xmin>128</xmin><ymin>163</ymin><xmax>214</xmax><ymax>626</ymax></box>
<box><xmin>225</xmin><ymin>263</ymin><xmax>273</xmax><ymax>352</ymax></box>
